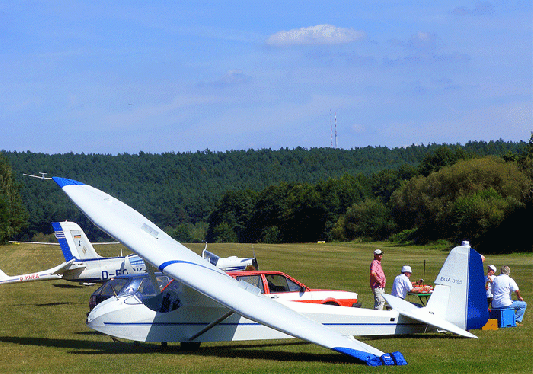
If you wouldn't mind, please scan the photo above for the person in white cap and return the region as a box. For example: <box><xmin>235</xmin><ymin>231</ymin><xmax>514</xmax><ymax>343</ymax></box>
<box><xmin>391</xmin><ymin>265</ymin><xmax>413</xmax><ymax>300</ymax></box>
<box><xmin>492</xmin><ymin>266</ymin><xmax>527</xmax><ymax>325</ymax></box>
<box><xmin>369</xmin><ymin>249</ymin><xmax>386</xmax><ymax>310</ymax></box>
<box><xmin>486</xmin><ymin>264</ymin><xmax>496</xmax><ymax>307</ymax></box>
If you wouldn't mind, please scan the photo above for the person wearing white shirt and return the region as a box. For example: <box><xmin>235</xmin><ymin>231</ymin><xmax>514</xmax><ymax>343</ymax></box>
<box><xmin>491</xmin><ymin>266</ymin><xmax>526</xmax><ymax>324</ymax></box>
<box><xmin>391</xmin><ymin>265</ymin><xmax>413</xmax><ymax>300</ymax></box>
<box><xmin>485</xmin><ymin>264</ymin><xmax>496</xmax><ymax>307</ymax></box>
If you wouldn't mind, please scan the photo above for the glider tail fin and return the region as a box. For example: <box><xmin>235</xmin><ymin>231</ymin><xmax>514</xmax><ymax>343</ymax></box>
<box><xmin>52</xmin><ymin>221</ymin><xmax>101</xmax><ymax>261</ymax></box>
<box><xmin>426</xmin><ymin>244</ymin><xmax>488</xmax><ymax>330</ymax></box>
<box><xmin>0</xmin><ymin>268</ymin><xmax>9</xmax><ymax>281</ymax></box>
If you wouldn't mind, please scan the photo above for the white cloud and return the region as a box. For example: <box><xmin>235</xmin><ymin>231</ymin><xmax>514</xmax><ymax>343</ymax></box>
<box><xmin>266</xmin><ymin>24</ymin><xmax>366</xmax><ymax>46</ymax></box>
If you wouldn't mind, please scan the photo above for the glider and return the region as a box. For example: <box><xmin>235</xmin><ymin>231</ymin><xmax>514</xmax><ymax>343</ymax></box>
<box><xmin>52</xmin><ymin>177</ymin><xmax>407</xmax><ymax>366</ymax></box>
<box><xmin>52</xmin><ymin>177</ymin><xmax>488</xmax><ymax>366</ymax></box>
<box><xmin>0</xmin><ymin>260</ymin><xmax>70</xmax><ymax>284</ymax></box>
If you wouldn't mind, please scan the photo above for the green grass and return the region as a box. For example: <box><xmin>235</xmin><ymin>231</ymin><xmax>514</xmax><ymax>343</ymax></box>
<box><xmin>0</xmin><ymin>242</ymin><xmax>531</xmax><ymax>373</ymax></box>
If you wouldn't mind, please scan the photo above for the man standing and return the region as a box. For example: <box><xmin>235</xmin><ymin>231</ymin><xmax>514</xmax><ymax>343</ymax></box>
<box><xmin>391</xmin><ymin>265</ymin><xmax>413</xmax><ymax>300</ymax></box>
<box><xmin>492</xmin><ymin>266</ymin><xmax>527</xmax><ymax>325</ymax></box>
<box><xmin>370</xmin><ymin>249</ymin><xmax>386</xmax><ymax>310</ymax></box>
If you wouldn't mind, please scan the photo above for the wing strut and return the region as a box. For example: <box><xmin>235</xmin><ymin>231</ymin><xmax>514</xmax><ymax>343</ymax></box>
<box><xmin>188</xmin><ymin>311</ymin><xmax>235</xmax><ymax>341</ymax></box>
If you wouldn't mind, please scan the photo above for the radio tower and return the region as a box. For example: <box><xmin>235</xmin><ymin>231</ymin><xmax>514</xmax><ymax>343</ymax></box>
<box><xmin>334</xmin><ymin>112</ymin><xmax>338</xmax><ymax>149</ymax></box>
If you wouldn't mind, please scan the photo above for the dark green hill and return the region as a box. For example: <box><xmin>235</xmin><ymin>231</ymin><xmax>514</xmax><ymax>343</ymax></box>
<box><xmin>2</xmin><ymin>140</ymin><xmax>526</xmax><ymax>241</ymax></box>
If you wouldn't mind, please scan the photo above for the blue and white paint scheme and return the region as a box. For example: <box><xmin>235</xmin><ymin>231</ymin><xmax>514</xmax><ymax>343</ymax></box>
<box><xmin>383</xmin><ymin>243</ymin><xmax>488</xmax><ymax>338</ymax></box>
<box><xmin>53</xmin><ymin>176</ymin><xmax>408</xmax><ymax>366</ymax></box>
<box><xmin>0</xmin><ymin>221</ymin><xmax>147</xmax><ymax>285</ymax></box>
<box><xmin>51</xmin><ymin>221</ymin><xmax>147</xmax><ymax>282</ymax></box>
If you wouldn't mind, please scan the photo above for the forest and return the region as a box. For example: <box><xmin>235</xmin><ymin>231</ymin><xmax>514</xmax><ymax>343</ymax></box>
<box><xmin>1</xmin><ymin>138</ymin><xmax>531</xmax><ymax>254</ymax></box>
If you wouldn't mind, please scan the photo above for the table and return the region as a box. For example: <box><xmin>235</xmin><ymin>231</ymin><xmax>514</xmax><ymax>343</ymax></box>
<box><xmin>408</xmin><ymin>292</ymin><xmax>432</xmax><ymax>305</ymax></box>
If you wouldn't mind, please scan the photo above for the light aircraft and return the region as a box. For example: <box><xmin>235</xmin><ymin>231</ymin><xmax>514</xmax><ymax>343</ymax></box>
<box><xmin>202</xmin><ymin>248</ymin><xmax>258</xmax><ymax>271</ymax></box>
<box><xmin>52</xmin><ymin>177</ymin><xmax>489</xmax><ymax>366</ymax></box>
<box><xmin>0</xmin><ymin>221</ymin><xmax>146</xmax><ymax>285</ymax></box>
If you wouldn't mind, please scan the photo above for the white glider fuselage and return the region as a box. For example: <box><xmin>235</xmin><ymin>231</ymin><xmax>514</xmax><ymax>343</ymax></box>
<box><xmin>87</xmin><ymin>288</ymin><xmax>429</xmax><ymax>344</ymax></box>
<box><xmin>88</xmin><ymin>243</ymin><xmax>487</xmax><ymax>343</ymax></box>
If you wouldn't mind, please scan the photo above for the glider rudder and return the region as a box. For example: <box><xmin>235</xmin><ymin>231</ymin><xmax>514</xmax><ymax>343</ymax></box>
<box><xmin>466</xmin><ymin>247</ymin><xmax>489</xmax><ymax>330</ymax></box>
<box><xmin>426</xmin><ymin>244</ymin><xmax>488</xmax><ymax>330</ymax></box>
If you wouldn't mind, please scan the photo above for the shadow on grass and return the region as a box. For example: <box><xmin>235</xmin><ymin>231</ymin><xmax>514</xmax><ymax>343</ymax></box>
<box><xmin>8</xmin><ymin>301</ymin><xmax>85</xmax><ymax>307</ymax></box>
<box><xmin>0</xmin><ymin>335</ymin><xmax>361</xmax><ymax>364</ymax></box>
<box><xmin>53</xmin><ymin>284</ymin><xmax>85</xmax><ymax>288</ymax></box>
<box><xmin>363</xmin><ymin>332</ymin><xmax>469</xmax><ymax>341</ymax></box>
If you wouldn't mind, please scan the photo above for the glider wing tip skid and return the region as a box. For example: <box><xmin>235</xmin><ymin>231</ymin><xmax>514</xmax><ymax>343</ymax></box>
<box><xmin>52</xmin><ymin>177</ymin><xmax>85</xmax><ymax>188</ymax></box>
<box><xmin>333</xmin><ymin>347</ymin><xmax>407</xmax><ymax>366</ymax></box>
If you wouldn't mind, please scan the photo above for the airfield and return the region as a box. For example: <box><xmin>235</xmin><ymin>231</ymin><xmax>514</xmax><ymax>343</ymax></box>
<box><xmin>0</xmin><ymin>241</ymin><xmax>531</xmax><ymax>374</ymax></box>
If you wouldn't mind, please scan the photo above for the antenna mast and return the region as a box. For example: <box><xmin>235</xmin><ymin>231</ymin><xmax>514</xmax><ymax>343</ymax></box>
<box><xmin>334</xmin><ymin>112</ymin><xmax>338</xmax><ymax>149</ymax></box>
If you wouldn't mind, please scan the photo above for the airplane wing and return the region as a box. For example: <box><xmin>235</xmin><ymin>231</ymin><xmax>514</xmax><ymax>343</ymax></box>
<box><xmin>383</xmin><ymin>294</ymin><xmax>477</xmax><ymax>338</ymax></box>
<box><xmin>0</xmin><ymin>260</ymin><xmax>75</xmax><ymax>285</ymax></box>
<box><xmin>52</xmin><ymin>177</ymin><xmax>405</xmax><ymax>366</ymax></box>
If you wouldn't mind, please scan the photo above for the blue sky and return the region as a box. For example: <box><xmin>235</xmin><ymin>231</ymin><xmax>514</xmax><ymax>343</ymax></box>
<box><xmin>1</xmin><ymin>1</ymin><xmax>531</xmax><ymax>154</ymax></box>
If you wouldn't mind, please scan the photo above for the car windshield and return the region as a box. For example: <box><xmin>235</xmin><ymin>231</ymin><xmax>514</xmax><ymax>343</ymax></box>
<box><xmin>265</xmin><ymin>274</ymin><xmax>302</xmax><ymax>293</ymax></box>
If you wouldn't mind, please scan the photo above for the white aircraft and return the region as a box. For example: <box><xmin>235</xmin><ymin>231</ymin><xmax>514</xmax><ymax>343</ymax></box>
<box><xmin>52</xmin><ymin>177</ymin><xmax>489</xmax><ymax>366</ymax></box>
<box><xmin>0</xmin><ymin>221</ymin><xmax>146</xmax><ymax>285</ymax></box>
<box><xmin>202</xmin><ymin>248</ymin><xmax>258</xmax><ymax>271</ymax></box>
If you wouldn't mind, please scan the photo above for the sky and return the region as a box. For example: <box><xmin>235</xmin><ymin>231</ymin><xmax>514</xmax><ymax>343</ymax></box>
<box><xmin>1</xmin><ymin>1</ymin><xmax>531</xmax><ymax>154</ymax></box>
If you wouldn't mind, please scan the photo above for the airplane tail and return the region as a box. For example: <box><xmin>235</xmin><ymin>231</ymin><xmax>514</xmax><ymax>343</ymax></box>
<box><xmin>202</xmin><ymin>248</ymin><xmax>220</xmax><ymax>267</ymax></box>
<box><xmin>0</xmin><ymin>268</ymin><xmax>9</xmax><ymax>281</ymax></box>
<box><xmin>52</xmin><ymin>221</ymin><xmax>102</xmax><ymax>261</ymax></box>
<box><xmin>425</xmin><ymin>243</ymin><xmax>488</xmax><ymax>330</ymax></box>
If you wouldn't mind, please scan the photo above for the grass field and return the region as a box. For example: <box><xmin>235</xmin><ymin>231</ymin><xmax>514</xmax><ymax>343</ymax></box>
<box><xmin>0</xmin><ymin>241</ymin><xmax>531</xmax><ymax>373</ymax></box>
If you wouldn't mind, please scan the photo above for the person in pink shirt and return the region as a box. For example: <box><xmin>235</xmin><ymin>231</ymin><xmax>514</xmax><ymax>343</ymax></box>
<box><xmin>370</xmin><ymin>249</ymin><xmax>386</xmax><ymax>310</ymax></box>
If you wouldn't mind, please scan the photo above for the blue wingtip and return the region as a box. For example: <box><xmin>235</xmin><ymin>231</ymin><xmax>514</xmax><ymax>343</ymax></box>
<box><xmin>334</xmin><ymin>347</ymin><xmax>408</xmax><ymax>366</ymax></box>
<box><xmin>52</xmin><ymin>177</ymin><xmax>85</xmax><ymax>188</ymax></box>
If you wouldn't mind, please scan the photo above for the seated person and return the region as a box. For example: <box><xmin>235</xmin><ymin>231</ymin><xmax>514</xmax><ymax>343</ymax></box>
<box><xmin>391</xmin><ymin>265</ymin><xmax>413</xmax><ymax>300</ymax></box>
<box><xmin>492</xmin><ymin>266</ymin><xmax>527</xmax><ymax>325</ymax></box>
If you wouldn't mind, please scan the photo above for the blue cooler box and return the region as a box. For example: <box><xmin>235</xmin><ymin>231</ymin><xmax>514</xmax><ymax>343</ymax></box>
<box><xmin>489</xmin><ymin>308</ymin><xmax>516</xmax><ymax>328</ymax></box>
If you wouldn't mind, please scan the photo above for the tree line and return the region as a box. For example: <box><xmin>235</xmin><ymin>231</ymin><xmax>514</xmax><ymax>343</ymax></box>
<box><xmin>1</xmin><ymin>139</ymin><xmax>531</xmax><ymax>253</ymax></box>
